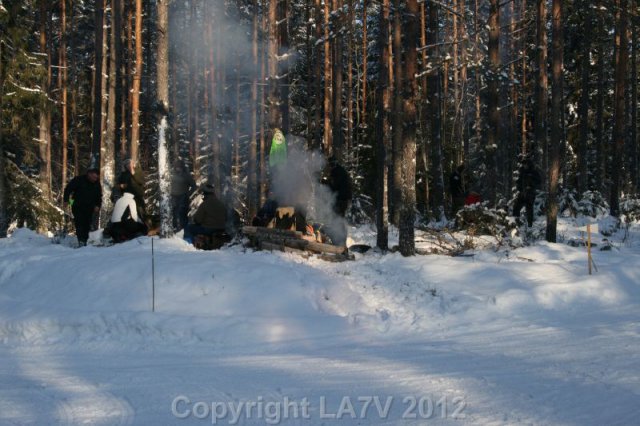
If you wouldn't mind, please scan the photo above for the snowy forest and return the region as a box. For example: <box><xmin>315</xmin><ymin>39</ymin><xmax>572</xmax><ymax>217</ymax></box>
<box><xmin>1</xmin><ymin>0</ymin><xmax>640</xmax><ymax>255</ymax></box>
<box><xmin>3</xmin><ymin>2</ymin><xmax>640</xmax><ymax>423</ymax></box>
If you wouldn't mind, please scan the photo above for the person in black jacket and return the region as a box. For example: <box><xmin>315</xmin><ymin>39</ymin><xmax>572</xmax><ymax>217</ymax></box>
<box><xmin>63</xmin><ymin>168</ymin><xmax>102</xmax><ymax>246</ymax></box>
<box><xmin>321</xmin><ymin>156</ymin><xmax>353</xmax><ymax>246</ymax></box>
<box><xmin>322</xmin><ymin>156</ymin><xmax>353</xmax><ymax>217</ymax></box>
<box><xmin>449</xmin><ymin>164</ymin><xmax>467</xmax><ymax>215</ymax></box>
<box><xmin>513</xmin><ymin>156</ymin><xmax>542</xmax><ymax>227</ymax></box>
<box><xmin>170</xmin><ymin>160</ymin><xmax>196</xmax><ymax>231</ymax></box>
<box><xmin>117</xmin><ymin>158</ymin><xmax>146</xmax><ymax>220</ymax></box>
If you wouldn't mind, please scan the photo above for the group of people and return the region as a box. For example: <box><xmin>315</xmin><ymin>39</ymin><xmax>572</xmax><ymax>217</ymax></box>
<box><xmin>448</xmin><ymin>155</ymin><xmax>542</xmax><ymax>227</ymax></box>
<box><xmin>252</xmin><ymin>154</ymin><xmax>353</xmax><ymax>246</ymax></box>
<box><xmin>63</xmin><ymin>158</ymin><xmax>150</xmax><ymax>246</ymax></box>
<box><xmin>63</xmin><ymin>159</ymin><xmax>228</xmax><ymax>247</ymax></box>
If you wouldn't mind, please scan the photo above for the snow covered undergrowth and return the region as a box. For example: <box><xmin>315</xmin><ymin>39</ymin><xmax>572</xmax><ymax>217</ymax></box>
<box><xmin>0</xmin><ymin>219</ymin><xmax>639</xmax><ymax>425</ymax></box>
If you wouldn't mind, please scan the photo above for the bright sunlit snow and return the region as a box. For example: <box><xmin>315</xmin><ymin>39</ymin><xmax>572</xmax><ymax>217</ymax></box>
<box><xmin>0</xmin><ymin>217</ymin><xmax>639</xmax><ymax>425</ymax></box>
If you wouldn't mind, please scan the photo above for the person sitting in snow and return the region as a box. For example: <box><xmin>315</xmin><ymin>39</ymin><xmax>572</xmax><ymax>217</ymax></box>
<box><xmin>104</xmin><ymin>188</ymin><xmax>148</xmax><ymax>243</ymax></box>
<box><xmin>184</xmin><ymin>183</ymin><xmax>229</xmax><ymax>249</ymax></box>
<box><xmin>252</xmin><ymin>197</ymin><xmax>279</xmax><ymax>227</ymax></box>
<box><xmin>117</xmin><ymin>158</ymin><xmax>146</xmax><ymax>221</ymax></box>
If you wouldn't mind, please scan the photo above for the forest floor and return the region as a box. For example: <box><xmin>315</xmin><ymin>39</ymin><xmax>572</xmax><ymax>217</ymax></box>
<box><xmin>0</xmin><ymin>217</ymin><xmax>639</xmax><ymax>425</ymax></box>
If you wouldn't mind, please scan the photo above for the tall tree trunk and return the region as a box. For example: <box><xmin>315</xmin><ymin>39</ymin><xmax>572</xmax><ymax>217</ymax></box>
<box><xmin>486</xmin><ymin>0</ymin><xmax>500</xmax><ymax>203</ymax></box>
<box><xmin>375</xmin><ymin>0</ymin><xmax>391</xmax><ymax>250</ymax></box>
<box><xmin>233</xmin><ymin>60</ymin><xmax>241</xmax><ymax>208</ymax></box>
<box><xmin>279</xmin><ymin>0</ymin><xmax>290</xmax><ymax>134</ymax></box>
<box><xmin>39</xmin><ymin>1</ymin><xmax>52</xmax><ymax>199</ymax></box>
<box><xmin>546</xmin><ymin>0</ymin><xmax>563</xmax><ymax>242</ymax></box>
<box><xmin>248</xmin><ymin>0</ymin><xmax>259</xmax><ymax>219</ymax></box>
<box><xmin>428</xmin><ymin>3</ymin><xmax>444</xmax><ymax>220</ymax></box>
<box><xmin>268</xmin><ymin>0</ymin><xmax>283</xmax><ymax>145</ymax></box>
<box><xmin>312</xmin><ymin>0</ymin><xmax>323</xmax><ymax>151</ymax></box>
<box><xmin>631</xmin><ymin>15</ymin><xmax>638</xmax><ymax>194</ymax></box>
<box><xmin>577</xmin><ymin>1</ymin><xmax>591</xmax><ymax>196</ymax></box>
<box><xmin>390</xmin><ymin>0</ymin><xmax>402</xmax><ymax>226</ymax></box>
<box><xmin>346</xmin><ymin>0</ymin><xmax>354</xmax><ymax>157</ymax></box>
<box><xmin>103</xmin><ymin>1</ymin><xmax>117</xmax><ymax>225</ymax></box>
<box><xmin>260</xmin><ymin>22</ymin><xmax>268</xmax><ymax>204</ymax></box>
<box><xmin>100</xmin><ymin>6</ymin><xmax>109</xmax><ymax>170</ymax></box>
<box><xmin>58</xmin><ymin>0</ymin><xmax>65</xmax><ymax>194</ymax></box>
<box><xmin>113</xmin><ymin>0</ymin><xmax>123</xmax><ymax>170</ymax></box>
<box><xmin>399</xmin><ymin>0</ymin><xmax>418</xmax><ymax>256</ymax></box>
<box><xmin>187</xmin><ymin>2</ymin><xmax>195</xmax><ymax>167</ymax></box>
<box><xmin>0</xmin><ymin>39</ymin><xmax>7</xmax><ymax>237</ymax></box>
<box><xmin>69</xmin><ymin>1</ymin><xmax>79</xmax><ymax>176</ymax></box>
<box><xmin>92</xmin><ymin>0</ymin><xmax>105</xmax><ymax>166</ymax></box>
<box><xmin>323</xmin><ymin>0</ymin><xmax>333</xmax><ymax>154</ymax></box>
<box><xmin>121</xmin><ymin>0</ymin><xmax>132</xmax><ymax>159</ymax></box>
<box><xmin>460</xmin><ymin>0</ymin><xmax>469</xmax><ymax>164</ymax></box>
<box><xmin>595</xmin><ymin>1</ymin><xmax>606</xmax><ymax>191</ymax></box>
<box><xmin>535</xmin><ymin>0</ymin><xmax>548</xmax><ymax>170</ymax></box>
<box><xmin>453</xmin><ymin>3</ymin><xmax>460</xmax><ymax>162</ymax></box>
<box><xmin>201</xmin><ymin>63</ymin><xmax>208</xmax><ymax>183</ymax></box>
<box><xmin>418</xmin><ymin>2</ymin><xmax>429</xmax><ymax>215</ymax></box>
<box><xmin>130</xmin><ymin>0</ymin><xmax>143</xmax><ymax>164</ymax></box>
<box><xmin>141</xmin><ymin>0</ymin><xmax>154</xmax><ymax>168</ymax></box>
<box><xmin>361</xmin><ymin>0</ymin><xmax>367</xmax><ymax>141</ymax></box>
<box><xmin>211</xmin><ymin>18</ymin><xmax>222</xmax><ymax>191</ymax></box>
<box><xmin>473</xmin><ymin>0</ymin><xmax>481</xmax><ymax>149</ymax></box>
<box><xmin>508</xmin><ymin>0</ymin><xmax>517</xmax><ymax>196</ymax></box>
<box><xmin>521</xmin><ymin>0</ymin><xmax>528</xmax><ymax>153</ymax></box>
<box><xmin>332</xmin><ymin>0</ymin><xmax>344</xmax><ymax>160</ymax></box>
<box><xmin>305</xmin><ymin>0</ymin><xmax>313</xmax><ymax>147</ymax></box>
<box><xmin>157</xmin><ymin>0</ymin><xmax>173</xmax><ymax>237</ymax></box>
<box><xmin>610</xmin><ymin>0</ymin><xmax>629</xmax><ymax>217</ymax></box>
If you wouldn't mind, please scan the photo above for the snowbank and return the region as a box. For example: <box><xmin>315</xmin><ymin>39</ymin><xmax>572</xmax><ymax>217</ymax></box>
<box><xmin>0</xmin><ymin>219</ymin><xmax>639</xmax><ymax>425</ymax></box>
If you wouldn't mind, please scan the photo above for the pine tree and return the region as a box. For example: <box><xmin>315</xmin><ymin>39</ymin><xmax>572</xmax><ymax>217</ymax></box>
<box><xmin>610</xmin><ymin>0</ymin><xmax>629</xmax><ymax>217</ymax></box>
<box><xmin>375</xmin><ymin>0</ymin><xmax>391</xmax><ymax>250</ymax></box>
<box><xmin>546</xmin><ymin>0</ymin><xmax>563</xmax><ymax>242</ymax></box>
<box><xmin>0</xmin><ymin>29</ymin><xmax>6</xmax><ymax>237</ymax></box>
<box><xmin>398</xmin><ymin>0</ymin><xmax>419</xmax><ymax>257</ymax></box>
<box><xmin>157</xmin><ymin>0</ymin><xmax>173</xmax><ymax>237</ymax></box>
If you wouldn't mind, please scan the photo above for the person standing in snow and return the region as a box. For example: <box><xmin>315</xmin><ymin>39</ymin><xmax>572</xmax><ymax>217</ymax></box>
<box><xmin>268</xmin><ymin>128</ymin><xmax>287</xmax><ymax>173</ymax></box>
<box><xmin>184</xmin><ymin>183</ymin><xmax>228</xmax><ymax>242</ymax></box>
<box><xmin>321</xmin><ymin>156</ymin><xmax>352</xmax><ymax>246</ymax></box>
<box><xmin>449</xmin><ymin>164</ymin><xmax>467</xmax><ymax>216</ymax></box>
<box><xmin>117</xmin><ymin>158</ymin><xmax>146</xmax><ymax>221</ymax></box>
<box><xmin>513</xmin><ymin>156</ymin><xmax>542</xmax><ymax>227</ymax></box>
<box><xmin>105</xmin><ymin>188</ymin><xmax>148</xmax><ymax>242</ymax></box>
<box><xmin>322</xmin><ymin>156</ymin><xmax>353</xmax><ymax>217</ymax></box>
<box><xmin>170</xmin><ymin>160</ymin><xmax>196</xmax><ymax>232</ymax></box>
<box><xmin>63</xmin><ymin>167</ymin><xmax>102</xmax><ymax>247</ymax></box>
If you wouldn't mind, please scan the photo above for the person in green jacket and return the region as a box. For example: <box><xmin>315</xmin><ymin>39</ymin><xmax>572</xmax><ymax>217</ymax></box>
<box><xmin>268</xmin><ymin>128</ymin><xmax>287</xmax><ymax>173</ymax></box>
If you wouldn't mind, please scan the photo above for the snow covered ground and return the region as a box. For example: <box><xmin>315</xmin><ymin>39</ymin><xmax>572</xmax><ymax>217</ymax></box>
<box><xmin>0</xmin><ymin>218</ymin><xmax>639</xmax><ymax>425</ymax></box>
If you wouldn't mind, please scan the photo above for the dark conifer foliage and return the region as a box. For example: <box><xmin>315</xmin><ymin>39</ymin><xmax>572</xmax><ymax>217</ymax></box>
<box><xmin>0</xmin><ymin>0</ymin><xmax>639</xmax><ymax>250</ymax></box>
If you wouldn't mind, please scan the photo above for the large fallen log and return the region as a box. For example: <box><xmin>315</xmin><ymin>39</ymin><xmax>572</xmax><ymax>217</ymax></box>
<box><xmin>260</xmin><ymin>241</ymin><xmax>311</xmax><ymax>258</ymax></box>
<box><xmin>242</xmin><ymin>225</ymin><xmax>353</xmax><ymax>261</ymax></box>
<box><xmin>242</xmin><ymin>226</ymin><xmax>304</xmax><ymax>239</ymax></box>
<box><xmin>278</xmin><ymin>238</ymin><xmax>347</xmax><ymax>255</ymax></box>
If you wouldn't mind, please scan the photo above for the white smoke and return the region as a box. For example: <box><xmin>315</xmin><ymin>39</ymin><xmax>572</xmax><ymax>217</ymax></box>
<box><xmin>269</xmin><ymin>141</ymin><xmax>348</xmax><ymax>245</ymax></box>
